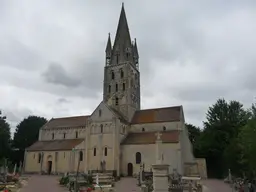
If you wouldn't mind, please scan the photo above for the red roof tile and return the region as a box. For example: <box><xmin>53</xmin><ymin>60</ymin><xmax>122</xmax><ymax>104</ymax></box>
<box><xmin>26</xmin><ymin>139</ymin><xmax>84</xmax><ymax>151</ymax></box>
<box><xmin>42</xmin><ymin>115</ymin><xmax>89</xmax><ymax>129</ymax></box>
<box><xmin>131</xmin><ymin>106</ymin><xmax>182</xmax><ymax>124</ymax></box>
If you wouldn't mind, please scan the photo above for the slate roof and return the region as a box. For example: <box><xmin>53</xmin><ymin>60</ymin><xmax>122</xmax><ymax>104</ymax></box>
<box><xmin>131</xmin><ymin>106</ymin><xmax>182</xmax><ymax>124</ymax></box>
<box><xmin>121</xmin><ymin>131</ymin><xmax>180</xmax><ymax>145</ymax></box>
<box><xmin>26</xmin><ymin>139</ymin><xmax>84</xmax><ymax>151</ymax></box>
<box><xmin>42</xmin><ymin>115</ymin><xmax>89</xmax><ymax>129</ymax></box>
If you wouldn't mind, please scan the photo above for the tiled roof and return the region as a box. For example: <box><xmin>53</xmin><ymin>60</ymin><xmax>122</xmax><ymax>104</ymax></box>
<box><xmin>121</xmin><ymin>131</ymin><xmax>180</xmax><ymax>145</ymax></box>
<box><xmin>131</xmin><ymin>106</ymin><xmax>182</xmax><ymax>124</ymax></box>
<box><xmin>42</xmin><ymin>115</ymin><xmax>89</xmax><ymax>129</ymax></box>
<box><xmin>26</xmin><ymin>139</ymin><xmax>84</xmax><ymax>151</ymax></box>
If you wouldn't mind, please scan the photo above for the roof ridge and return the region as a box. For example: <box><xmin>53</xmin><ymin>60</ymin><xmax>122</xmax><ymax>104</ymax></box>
<box><xmin>129</xmin><ymin>130</ymin><xmax>179</xmax><ymax>134</ymax></box>
<box><xmin>136</xmin><ymin>105</ymin><xmax>182</xmax><ymax>112</ymax></box>
<box><xmin>39</xmin><ymin>138</ymin><xmax>84</xmax><ymax>142</ymax></box>
<box><xmin>52</xmin><ymin>115</ymin><xmax>90</xmax><ymax>120</ymax></box>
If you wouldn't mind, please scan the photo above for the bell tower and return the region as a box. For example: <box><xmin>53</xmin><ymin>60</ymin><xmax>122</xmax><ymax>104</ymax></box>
<box><xmin>103</xmin><ymin>3</ymin><xmax>140</xmax><ymax>121</ymax></box>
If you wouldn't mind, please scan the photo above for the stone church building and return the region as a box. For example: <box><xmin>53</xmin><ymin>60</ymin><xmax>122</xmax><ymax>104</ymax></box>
<box><xmin>24</xmin><ymin>4</ymin><xmax>197</xmax><ymax>177</ymax></box>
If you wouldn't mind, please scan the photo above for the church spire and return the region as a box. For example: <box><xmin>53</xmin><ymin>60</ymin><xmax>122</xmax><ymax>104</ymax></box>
<box><xmin>105</xmin><ymin>33</ymin><xmax>112</xmax><ymax>53</ymax></box>
<box><xmin>112</xmin><ymin>3</ymin><xmax>132</xmax><ymax>53</ymax></box>
<box><xmin>105</xmin><ymin>33</ymin><xmax>112</xmax><ymax>66</ymax></box>
<box><xmin>133</xmin><ymin>38</ymin><xmax>139</xmax><ymax>58</ymax></box>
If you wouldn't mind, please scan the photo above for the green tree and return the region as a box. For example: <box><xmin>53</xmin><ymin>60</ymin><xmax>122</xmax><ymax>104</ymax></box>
<box><xmin>0</xmin><ymin>110</ymin><xmax>11</xmax><ymax>160</ymax></box>
<box><xmin>12</xmin><ymin>116</ymin><xmax>47</xmax><ymax>162</ymax></box>
<box><xmin>248</xmin><ymin>103</ymin><xmax>256</xmax><ymax>119</ymax></box>
<box><xmin>186</xmin><ymin>123</ymin><xmax>201</xmax><ymax>145</ymax></box>
<box><xmin>238</xmin><ymin>118</ymin><xmax>256</xmax><ymax>177</ymax></box>
<box><xmin>202</xmin><ymin>98</ymin><xmax>249</xmax><ymax>178</ymax></box>
<box><xmin>185</xmin><ymin>123</ymin><xmax>203</xmax><ymax>157</ymax></box>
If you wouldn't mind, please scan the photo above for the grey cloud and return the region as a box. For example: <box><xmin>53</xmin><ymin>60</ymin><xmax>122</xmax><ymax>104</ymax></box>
<box><xmin>3</xmin><ymin>108</ymin><xmax>33</xmax><ymax>124</ymax></box>
<box><xmin>0</xmin><ymin>38</ymin><xmax>43</xmax><ymax>71</ymax></box>
<box><xmin>41</xmin><ymin>57</ymin><xmax>103</xmax><ymax>98</ymax></box>
<box><xmin>172</xmin><ymin>85</ymin><xmax>230</xmax><ymax>103</ymax></box>
<box><xmin>57</xmin><ymin>98</ymin><xmax>70</xmax><ymax>104</ymax></box>
<box><xmin>2</xmin><ymin>108</ymin><xmax>34</xmax><ymax>132</ymax></box>
<box><xmin>42</xmin><ymin>63</ymin><xmax>81</xmax><ymax>87</ymax></box>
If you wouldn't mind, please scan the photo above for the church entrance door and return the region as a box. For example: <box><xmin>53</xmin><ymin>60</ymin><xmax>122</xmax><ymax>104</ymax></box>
<box><xmin>47</xmin><ymin>161</ymin><xmax>52</xmax><ymax>175</ymax></box>
<box><xmin>127</xmin><ymin>163</ymin><xmax>133</xmax><ymax>176</ymax></box>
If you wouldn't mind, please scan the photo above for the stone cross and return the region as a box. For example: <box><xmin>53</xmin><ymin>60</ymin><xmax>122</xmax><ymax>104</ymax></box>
<box><xmin>95</xmin><ymin>173</ymin><xmax>99</xmax><ymax>187</ymax></box>
<box><xmin>155</xmin><ymin>132</ymin><xmax>162</xmax><ymax>141</ymax></box>
<box><xmin>228</xmin><ymin>169</ymin><xmax>232</xmax><ymax>183</ymax></box>
<box><xmin>155</xmin><ymin>132</ymin><xmax>163</xmax><ymax>164</ymax></box>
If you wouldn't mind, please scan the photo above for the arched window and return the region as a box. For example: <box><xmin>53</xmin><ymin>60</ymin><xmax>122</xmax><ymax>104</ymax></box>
<box><xmin>116</xmin><ymin>84</ymin><xmax>118</xmax><ymax>92</ymax></box>
<box><xmin>120</xmin><ymin>69</ymin><xmax>124</xmax><ymax>78</ymax></box>
<box><xmin>79</xmin><ymin>151</ymin><xmax>83</xmax><ymax>161</ymax></box>
<box><xmin>136</xmin><ymin>152</ymin><xmax>141</xmax><ymax>164</ymax></box>
<box><xmin>135</xmin><ymin>74</ymin><xmax>138</xmax><ymax>80</ymax></box>
<box><xmin>100</xmin><ymin>124</ymin><xmax>103</xmax><ymax>133</ymax></box>
<box><xmin>99</xmin><ymin>109</ymin><xmax>102</xmax><ymax>117</ymax></box>
<box><xmin>104</xmin><ymin>147</ymin><xmax>108</xmax><ymax>156</ymax></box>
<box><xmin>142</xmin><ymin>128</ymin><xmax>145</xmax><ymax>132</ymax></box>
<box><xmin>94</xmin><ymin>148</ymin><xmax>96</xmax><ymax>156</ymax></box>
<box><xmin>52</xmin><ymin>133</ymin><xmax>54</xmax><ymax>140</ymax></box>
<box><xmin>63</xmin><ymin>133</ymin><xmax>66</xmax><ymax>139</ymax></box>
<box><xmin>163</xmin><ymin>126</ymin><xmax>166</xmax><ymax>131</ymax></box>
<box><xmin>122</xmin><ymin>83</ymin><xmax>125</xmax><ymax>91</ymax></box>
<box><xmin>108</xmin><ymin>85</ymin><xmax>111</xmax><ymax>93</ymax></box>
<box><xmin>75</xmin><ymin>131</ymin><xmax>78</xmax><ymax>138</ymax></box>
<box><xmin>111</xmin><ymin>71</ymin><xmax>115</xmax><ymax>80</ymax></box>
<box><xmin>115</xmin><ymin>97</ymin><xmax>119</xmax><ymax>105</ymax></box>
<box><xmin>38</xmin><ymin>153</ymin><xmax>41</xmax><ymax>163</ymax></box>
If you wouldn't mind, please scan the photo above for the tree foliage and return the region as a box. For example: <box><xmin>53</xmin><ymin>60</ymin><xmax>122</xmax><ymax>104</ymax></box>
<box><xmin>13</xmin><ymin>116</ymin><xmax>47</xmax><ymax>150</ymax></box>
<box><xmin>189</xmin><ymin>98</ymin><xmax>250</xmax><ymax>178</ymax></box>
<box><xmin>11</xmin><ymin>116</ymin><xmax>47</xmax><ymax>163</ymax></box>
<box><xmin>186</xmin><ymin>123</ymin><xmax>201</xmax><ymax>145</ymax></box>
<box><xmin>0</xmin><ymin>110</ymin><xmax>11</xmax><ymax>160</ymax></box>
<box><xmin>238</xmin><ymin>118</ymin><xmax>256</xmax><ymax>176</ymax></box>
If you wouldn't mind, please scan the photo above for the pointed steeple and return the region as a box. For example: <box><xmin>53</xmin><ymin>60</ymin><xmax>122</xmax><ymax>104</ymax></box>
<box><xmin>105</xmin><ymin>33</ymin><xmax>112</xmax><ymax>53</ymax></box>
<box><xmin>133</xmin><ymin>38</ymin><xmax>139</xmax><ymax>58</ymax></box>
<box><xmin>112</xmin><ymin>3</ymin><xmax>132</xmax><ymax>52</ymax></box>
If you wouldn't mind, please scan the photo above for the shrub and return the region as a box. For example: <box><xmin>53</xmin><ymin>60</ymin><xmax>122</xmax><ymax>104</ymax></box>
<box><xmin>87</xmin><ymin>175</ymin><xmax>93</xmax><ymax>184</ymax></box>
<box><xmin>59</xmin><ymin>176</ymin><xmax>69</xmax><ymax>185</ymax></box>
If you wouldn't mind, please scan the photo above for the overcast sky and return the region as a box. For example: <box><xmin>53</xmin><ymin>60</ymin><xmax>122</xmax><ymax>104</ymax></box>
<box><xmin>0</xmin><ymin>0</ymin><xmax>255</xmax><ymax>132</ymax></box>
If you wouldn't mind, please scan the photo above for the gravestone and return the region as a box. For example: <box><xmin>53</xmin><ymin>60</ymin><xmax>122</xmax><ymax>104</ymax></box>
<box><xmin>152</xmin><ymin>164</ymin><xmax>169</xmax><ymax>192</ymax></box>
<box><xmin>152</xmin><ymin>132</ymin><xmax>170</xmax><ymax>192</ymax></box>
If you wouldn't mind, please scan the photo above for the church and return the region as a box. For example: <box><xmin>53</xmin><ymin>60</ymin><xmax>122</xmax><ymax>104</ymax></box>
<box><xmin>24</xmin><ymin>4</ymin><xmax>200</xmax><ymax>177</ymax></box>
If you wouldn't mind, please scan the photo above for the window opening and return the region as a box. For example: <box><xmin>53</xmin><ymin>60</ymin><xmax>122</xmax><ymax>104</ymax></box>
<box><xmin>136</xmin><ymin>152</ymin><xmax>141</xmax><ymax>164</ymax></box>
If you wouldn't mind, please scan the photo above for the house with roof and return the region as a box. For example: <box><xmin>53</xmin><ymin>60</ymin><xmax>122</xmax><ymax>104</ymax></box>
<box><xmin>24</xmin><ymin>4</ymin><xmax>196</xmax><ymax>177</ymax></box>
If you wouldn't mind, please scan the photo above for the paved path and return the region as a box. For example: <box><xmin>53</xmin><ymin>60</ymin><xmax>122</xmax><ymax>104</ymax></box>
<box><xmin>115</xmin><ymin>178</ymin><xmax>140</xmax><ymax>192</ymax></box>
<box><xmin>19</xmin><ymin>175</ymin><xmax>232</xmax><ymax>192</ymax></box>
<box><xmin>202</xmin><ymin>179</ymin><xmax>232</xmax><ymax>192</ymax></box>
<box><xmin>20</xmin><ymin>175</ymin><xmax>68</xmax><ymax>192</ymax></box>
